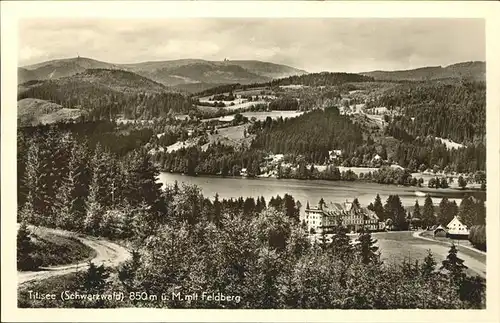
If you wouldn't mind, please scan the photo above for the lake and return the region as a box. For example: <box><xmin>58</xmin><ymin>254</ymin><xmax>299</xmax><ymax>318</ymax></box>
<box><xmin>157</xmin><ymin>173</ymin><xmax>484</xmax><ymax>211</ymax></box>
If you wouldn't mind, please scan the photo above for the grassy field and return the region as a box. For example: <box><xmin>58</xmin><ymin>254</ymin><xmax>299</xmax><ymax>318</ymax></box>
<box><xmin>420</xmin><ymin>230</ymin><xmax>474</xmax><ymax>248</ymax></box>
<box><xmin>23</xmin><ymin>228</ymin><xmax>96</xmax><ymax>269</ymax></box>
<box><xmin>201</xmin><ymin>125</ymin><xmax>253</xmax><ymax>150</ymax></box>
<box><xmin>371</xmin><ymin>231</ymin><xmax>485</xmax><ymax>278</ymax></box>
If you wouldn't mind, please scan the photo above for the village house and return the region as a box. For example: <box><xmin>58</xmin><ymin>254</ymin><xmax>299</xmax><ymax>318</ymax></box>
<box><xmin>304</xmin><ymin>200</ymin><xmax>382</xmax><ymax>234</ymax></box>
<box><xmin>431</xmin><ymin>216</ymin><xmax>470</xmax><ymax>239</ymax></box>
<box><xmin>446</xmin><ymin>215</ymin><xmax>470</xmax><ymax>238</ymax></box>
<box><xmin>328</xmin><ymin>150</ymin><xmax>342</xmax><ymax>161</ymax></box>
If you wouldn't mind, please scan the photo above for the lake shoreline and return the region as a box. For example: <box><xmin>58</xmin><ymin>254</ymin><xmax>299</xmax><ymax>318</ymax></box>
<box><xmin>158</xmin><ymin>171</ymin><xmax>484</xmax><ymax>195</ymax></box>
<box><xmin>157</xmin><ymin>172</ymin><xmax>485</xmax><ymax>210</ymax></box>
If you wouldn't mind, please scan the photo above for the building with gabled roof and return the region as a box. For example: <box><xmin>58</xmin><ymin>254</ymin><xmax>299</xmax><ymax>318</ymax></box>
<box><xmin>304</xmin><ymin>199</ymin><xmax>383</xmax><ymax>234</ymax></box>
<box><xmin>446</xmin><ymin>216</ymin><xmax>469</xmax><ymax>237</ymax></box>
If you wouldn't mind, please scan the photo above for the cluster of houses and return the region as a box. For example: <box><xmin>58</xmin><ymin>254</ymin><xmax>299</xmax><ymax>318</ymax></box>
<box><xmin>303</xmin><ymin>199</ymin><xmax>471</xmax><ymax>240</ymax></box>
<box><xmin>303</xmin><ymin>199</ymin><xmax>385</xmax><ymax>234</ymax></box>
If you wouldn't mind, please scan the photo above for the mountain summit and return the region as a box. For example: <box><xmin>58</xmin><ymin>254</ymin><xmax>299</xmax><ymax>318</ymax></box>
<box><xmin>19</xmin><ymin>57</ymin><xmax>308</xmax><ymax>87</ymax></box>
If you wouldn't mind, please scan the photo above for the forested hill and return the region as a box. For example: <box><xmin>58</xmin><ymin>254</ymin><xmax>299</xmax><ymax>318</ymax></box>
<box><xmin>362</xmin><ymin>61</ymin><xmax>485</xmax><ymax>81</ymax></box>
<box><xmin>19</xmin><ymin>57</ymin><xmax>121</xmax><ymax>83</ymax></box>
<box><xmin>19</xmin><ymin>57</ymin><xmax>307</xmax><ymax>86</ymax></box>
<box><xmin>194</xmin><ymin>72</ymin><xmax>375</xmax><ymax>97</ymax></box>
<box><xmin>18</xmin><ymin>69</ymin><xmax>194</xmax><ymax>120</ymax></box>
<box><xmin>371</xmin><ymin>80</ymin><xmax>486</xmax><ymax>144</ymax></box>
<box><xmin>269</xmin><ymin>72</ymin><xmax>374</xmax><ymax>87</ymax></box>
<box><xmin>250</xmin><ymin>107</ymin><xmax>364</xmax><ymax>163</ymax></box>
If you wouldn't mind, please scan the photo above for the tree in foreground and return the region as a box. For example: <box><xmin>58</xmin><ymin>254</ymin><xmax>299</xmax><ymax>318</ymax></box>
<box><xmin>421</xmin><ymin>249</ymin><xmax>437</xmax><ymax>277</ymax></box>
<box><xmin>440</xmin><ymin>243</ymin><xmax>467</xmax><ymax>284</ymax></box>
<box><xmin>79</xmin><ymin>261</ymin><xmax>111</xmax><ymax>307</ymax></box>
<box><xmin>330</xmin><ymin>223</ymin><xmax>352</xmax><ymax>263</ymax></box>
<box><xmin>356</xmin><ymin>228</ymin><xmax>379</xmax><ymax>265</ymax></box>
<box><xmin>17</xmin><ymin>221</ymin><xmax>41</xmax><ymax>271</ymax></box>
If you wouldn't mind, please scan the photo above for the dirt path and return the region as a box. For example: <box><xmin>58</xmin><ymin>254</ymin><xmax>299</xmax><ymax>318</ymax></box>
<box><xmin>18</xmin><ymin>226</ymin><xmax>131</xmax><ymax>285</ymax></box>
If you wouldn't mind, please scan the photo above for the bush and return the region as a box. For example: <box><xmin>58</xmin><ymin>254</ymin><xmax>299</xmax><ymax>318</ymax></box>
<box><xmin>468</xmin><ymin>225</ymin><xmax>486</xmax><ymax>251</ymax></box>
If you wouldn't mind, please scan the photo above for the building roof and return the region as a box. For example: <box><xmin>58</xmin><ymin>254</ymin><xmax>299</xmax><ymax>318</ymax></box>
<box><xmin>446</xmin><ymin>215</ymin><xmax>467</xmax><ymax>229</ymax></box>
<box><xmin>308</xmin><ymin>201</ymin><xmax>380</xmax><ymax>221</ymax></box>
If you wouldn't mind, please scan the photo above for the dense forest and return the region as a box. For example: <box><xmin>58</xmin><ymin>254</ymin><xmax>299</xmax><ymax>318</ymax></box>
<box><xmin>250</xmin><ymin>107</ymin><xmax>364</xmax><ymax>163</ymax></box>
<box><xmin>269</xmin><ymin>72</ymin><xmax>375</xmax><ymax>86</ymax></box>
<box><xmin>155</xmin><ymin>143</ymin><xmax>266</xmax><ymax>177</ymax></box>
<box><xmin>193</xmin><ymin>72</ymin><xmax>375</xmax><ymax>97</ymax></box>
<box><xmin>18</xmin><ymin>70</ymin><xmax>194</xmax><ymax>120</ymax></box>
<box><xmin>371</xmin><ymin>81</ymin><xmax>486</xmax><ymax>144</ymax></box>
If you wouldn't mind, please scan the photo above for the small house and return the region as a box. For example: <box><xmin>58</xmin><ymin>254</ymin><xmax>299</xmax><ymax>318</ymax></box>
<box><xmin>433</xmin><ymin>224</ymin><xmax>447</xmax><ymax>237</ymax></box>
<box><xmin>446</xmin><ymin>216</ymin><xmax>469</xmax><ymax>238</ymax></box>
<box><xmin>328</xmin><ymin>150</ymin><xmax>342</xmax><ymax>160</ymax></box>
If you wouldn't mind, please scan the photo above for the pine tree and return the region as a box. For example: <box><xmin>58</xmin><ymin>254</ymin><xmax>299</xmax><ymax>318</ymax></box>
<box><xmin>260</xmin><ymin>196</ymin><xmax>267</xmax><ymax>209</ymax></box>
<box><xmin>120</xmin><ymin>201</ymin><xmax>138</xmax><ymax>239</ymax></box>
<box><xmin>21</xmin><ymin>141</ymin><xmax>44</xmax><ymax>225</ymax></box>
<box><xmin>384</xmin><ymin>195</ymin><xmax>407</xmax><ymax>231</ymax></box>
<box><xmin>19</xmin><ymin>192</ymin><xmax>36</xmax><ymax>224</ymax></box>
<box><xmin>421</xmin><ymin>249</ymin><xmax>437</xmax><ymax>277</ymax></box>
<box><xmin>124</xmin><ymin>149</ymin><xmax>162</xmax><ymax>210</ymax></box>
<box><xmin>52</xmin><ymin>143</ymin><xmax>84</xmax><ymax>230</ymax></box>
<box><xmin>413</xmin><ymin>200</ymin><xmax>422</xmax><ymax>220</ymax></box>
<box><xmin>372</xmin><ymin>194</ymin><xmax>385</xmax><ymax>220</ymax></box>
<box><xmin>441</xmin><ymin>243</ymin><xmax>467</xmax><ymax>284</ymax></box>
<box><xmin>118</xmin><ymin>249</ymin><xmax>141</xmax><ymax>288</ymax></box>
<box><xmin>89</xmin><ymin>144</ymin><xmax>111</xmax><ymax>207</ymax></box>
<box><xmin>356</xmin><ymin>228</ymin><xmax>379</xmax><ymax>265</ymax></box>
<box><xmin>458</xmin><ymin>196</ymin><xmax>476</xmax><ymax>228</ymax></box>
<box><xmin>84</xmin><ymin>172</ymin><xmax>104</xmax><ymax>235</ymax></box>
<box><xmin>39</xmin><ymin>129</ymin><xmax>68</xmax><ymax>225</ymax></box>
<box><xmin>81</xmin><ymin>261</ymin><xmax>110</xmax><ymax>306</ymax></box>
<box><xmin>17</xmin><ymin>221</ymin><xmax>40</xmax><ymax>270</ymax></box>
<box><xmin>54</xmin><ymin>181</ymin><xmax>73</xmax><ymax>230</ymax></box>
<box><xmin>422</xmin><ymin>195</ymin><xmax>435</xmax><ymax>229</ymax></box>
<box><xmin>330</xmin><ymin>223</ymin><xmax>352</xmax><ymax>262</ymax></box>
<box><xmin>213</xmin><ymin>193</ymin><xmax>222</xmax><ymax>228</ymax></box>
<box><xmin>438</xmin><ymin>197</ymin><xmax>456</xmax><ymax>226</ymax></box>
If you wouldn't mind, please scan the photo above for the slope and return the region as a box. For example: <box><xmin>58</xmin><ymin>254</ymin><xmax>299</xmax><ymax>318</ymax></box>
<box><xmin>362</xmin><ymin>61</ymin><xmax>485</xmax><ymax>81</ymax></box>
<box><xmin>18</xmin><ymin>69</ymin><xmax>193</xmax><ymax>120</ymax></box>
<box><xmin>18</xmin><ymin>98</ymin><xmax>86</xmax><ymax>127</ymax></box>
<box><xmin>20</xmin><ymin>57</ymin><xmax>121</xmax><ymax>83</ymax></box>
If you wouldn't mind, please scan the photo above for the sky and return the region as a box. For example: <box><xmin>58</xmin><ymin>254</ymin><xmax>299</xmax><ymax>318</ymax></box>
<box><xmin>18</xmin><ymin>18</ymin><xmax>485</xmax><ymax>73</ymax></box>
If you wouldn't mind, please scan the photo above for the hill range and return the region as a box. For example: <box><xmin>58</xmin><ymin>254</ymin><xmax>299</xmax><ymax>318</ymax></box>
<box><xmin>361</xmin><ymin>61</ymin><xmax>485</xmax><ymax>82</ymax></box>
<box><xmin>18</xmin><ymin>57</ymin><xmax>308</xmax><ymax>90</ymax></box>
<box><xmin>17</xmin><ymin>57</ymin><xmax>485</xmax><ymax>126</ymax></box>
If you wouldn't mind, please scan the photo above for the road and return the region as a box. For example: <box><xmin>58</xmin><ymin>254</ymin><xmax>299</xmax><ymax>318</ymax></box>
<box><xmin>18</xmin><ymin>226</ymin><xmax>131</xmax><ymax>285</ymax></box>
<box><xmin>372</xmin><ymin>231</ymin><xmax>486</xmax><ymax>278</ymax></box>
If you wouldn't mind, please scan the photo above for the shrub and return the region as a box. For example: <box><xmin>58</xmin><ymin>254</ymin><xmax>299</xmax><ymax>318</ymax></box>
<box><xmin>468</xmin><ymin>225</ymin><xmax>486</xmax><ymax>251</ymax></box>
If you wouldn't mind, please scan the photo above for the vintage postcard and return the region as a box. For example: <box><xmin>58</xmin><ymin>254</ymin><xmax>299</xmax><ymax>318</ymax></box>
<box><xmin>1</xmin><ymin>1</ymin><xmax>499</xmax><ymax>322</ymax></box>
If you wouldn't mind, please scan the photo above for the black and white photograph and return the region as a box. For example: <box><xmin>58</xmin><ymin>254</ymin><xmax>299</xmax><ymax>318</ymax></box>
<box><xmin>2</xmin><ymin>1</ymin><xmax>499</xmax><ymax>321</ymax></box>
